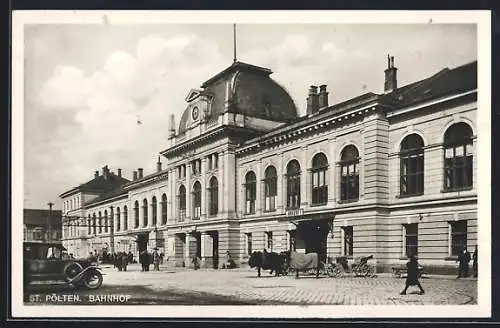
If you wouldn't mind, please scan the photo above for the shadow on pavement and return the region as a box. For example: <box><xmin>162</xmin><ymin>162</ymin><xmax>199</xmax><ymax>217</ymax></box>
<box><xmin>24</xmin><ymin>283</ymin><xmax>265</xmax><ymax>305</ymax></box>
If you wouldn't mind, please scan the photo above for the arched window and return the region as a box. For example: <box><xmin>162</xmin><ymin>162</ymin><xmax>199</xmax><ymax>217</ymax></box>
<box><xmin>245</xmin><ymin>171</ymin><xmax>257</xmax><ymax>214</ymax></box>
<box><xmin>311</xmin><ymin>153</ymin><xmax>328</xmax><ymax>205</ymax></box>
<box><xmin>400</xmin><ymin>134</ymin><xmax>424</xmax><ymax>196</ymax></box>
<box><xmin>104</xmin><ymin>210</ymin><xmax>108</xmax><ymax>233</ymax></box>
<box><xmin>86</xmin><ymin>215</ymin><xmax>90</xmax><ymax>235</ymax></box>
<box><xmin>116</xmin><ymin>207</ymin><xmax>121</xmax><ymax>232</ymax></box>
<box><xmin>178</xmin><ymin>185</ymin><xmax>186</xmax><ymax>221</ymax></box>
<box><xmin>151</xmin><ymin>196</ymin><xmax>157</xmax><ymax>226</ymax></box>
<box><xmin>264</xmin><ymin>166</ymin><xmax>277</xmax><ymax>211</ymax></box>
<box><xmin>91</xmin><ymin>214</ymin><xmax>96</xmax><ymax>235</ymax></box>
<box><xmin>286</xmin><ymin>160</ymin><xmax>301</xmax><ymax>209</ymax></box>
<box><xmin>209</xmin><ymin>177</ymin><xmax>218</xmax><ymax>216</ymax></box>
<box><xmin>192</xmin><ymin>182</ymin><xmax>202</xmax><ymax>219</ymax></box>
<box><xmin>123</xmin><ymin>205</ymin><xmax>128</xmax><ymax>230</ymax></box>
<box><xmin>340</xmin><ymin>145</ymin><xmax>360</xmax><ymax>201</ymax></box>
<box><xmin>98</xmin><ymin>211</ymin><xmax>102</xmax><ymax>234</ymax></box>
<box><xmin>143</xmin><ymin>199</ymin><xmax>148</xmax><ymax>227</ymax></box>
<box><xmin>134</xmin><ymin>201</ymin><xmax>139</xmax><ymax>228</ymax></box>
<box><xmin>161</xmin><ymin>194</ymin><xmax>167</xmax><ymax>225</ymax></box>
<box><xmin>444</xmin><ymin>122</ymin><xmax>473</xmax><ymax>191</ymax></box>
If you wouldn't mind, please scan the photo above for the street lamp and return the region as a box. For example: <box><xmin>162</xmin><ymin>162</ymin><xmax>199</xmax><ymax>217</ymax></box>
<box><xmin>47</xmin><ymin>202</ymin><xmax>54</xmax><ymax>242</ymax></box>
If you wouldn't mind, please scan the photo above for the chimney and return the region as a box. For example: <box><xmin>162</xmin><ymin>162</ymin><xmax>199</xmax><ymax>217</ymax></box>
<box><xmin>384</xmin><ymin>54</ymin><xmax>398</xmax><ymax>93</ymax></box>
<box><xmin>117</xmin><ymin>168</ymin><xmax>122</xmax><ymax>178</ymax></box>
<box><xmin>318</xmin><ymin>84</ymin><xmax>329</xmax><ymax>108</ymax></box>
<box><xmin>94</xmin><ymin>170</ymin><xmax>99</xmax><ymax>179</ymax></box>
<box><xmin>306</xmin><ymin>85</ymin><xmax>319</xmax><ymax>115</ymax></box>
<box><xmin>102</xmin><ymin>166</ymin><xmax>110</xmax><ymax>180</ymax></box>
<box><xmin>138</xmin><ymin>168</ymin><xmax>144</xmax><ymax>179</ymax></box>
<box><xmin>169</xmin><ymin>114</ymin><xmax>176</xmax><ymax>139</ymax></box>
<box><xmin>133</xmin><ymin>171</ymin><xmax>138</xmax><ymax>181</ymax></box>
<box><xmin>156</xmin><ymin>156</ymin><xmax>162</xmax><ymax>172</ymax></box>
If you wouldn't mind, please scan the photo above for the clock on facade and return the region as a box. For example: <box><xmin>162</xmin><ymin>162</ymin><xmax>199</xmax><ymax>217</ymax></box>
<box><xmin>192</xmin><ymin>106</ymin><xmax>199</xmax><ymax>120</ymax></box>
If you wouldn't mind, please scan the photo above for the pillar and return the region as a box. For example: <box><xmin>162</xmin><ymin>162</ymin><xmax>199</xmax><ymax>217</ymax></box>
<box><xmin>169</xmin><ymin>169</ymin><xmax>176</xmax><ymax>223</ymax></box>
<box><xmin>256</xmin><ymin>159</ymin><xmax>262</xmax><ymax>215</ymax></box>
<box><xmin>300</xmin><ymin>146</ymin><xmax>308</xmax><ymax>207</ymax></box>
<box><xmin>218</xmin><ymin>152</ymin><xmax>224</xmax><ymax>216</ymax></box>
<box><xmin>150</xmin><ymin>202</ymin><xmax>155</xmax><ymax>227</ymax></box>
<box><xmin>122</xmin><ymin>208</ymin><xmax>127</xmax><ymax>231</ymax></box>
<box><xmin>139</xmin><ymin>201</ymin><xmax>145</xmax><ymax>228</ymax></box>
<box><xmin>186</xmin><ymin>164</ymin><xmax>191</xmax><ymax>220</ymax></box>
<box><xmin>201</xmin><ymin>158</ymin><xmax>207</xmax><ymax>218</ymax></box>
<box><xmin>277</xmin><ymin>153</ymin><xmax>284</xmax><ymax>211</ymax></box>
<box><xmin>328</xmin><ymin>138</ymin><xmax>336</xmax><ymax>205</ymax></box>
<box><xmin>201</xmin><ymin>232</ymin><xmax>214</xmax><ymax>268</ymax></box>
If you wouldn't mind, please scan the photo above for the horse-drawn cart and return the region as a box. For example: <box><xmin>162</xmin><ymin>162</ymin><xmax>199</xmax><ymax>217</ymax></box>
<box><xmin>323</xmin><ymin>255</ymin><xmax>376</xmax><ymax>278</ymax></box>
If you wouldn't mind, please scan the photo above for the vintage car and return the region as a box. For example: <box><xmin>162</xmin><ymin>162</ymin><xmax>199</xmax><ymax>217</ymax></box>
<box><xmin>23</xmin><ymin>242</ymin><xmax>103</xmax><ymax>289</ymax></box>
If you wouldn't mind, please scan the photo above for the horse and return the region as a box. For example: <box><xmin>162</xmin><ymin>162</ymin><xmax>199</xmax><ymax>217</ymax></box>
<box><xmin>285</xmin><ymin>251</ymin><xmax>321</xmax><ymax>279</ymax></box>
<box><xmin>248</xmin><ymin>250</ymin><xmax>287</xmax><ymax>277</ymax></box>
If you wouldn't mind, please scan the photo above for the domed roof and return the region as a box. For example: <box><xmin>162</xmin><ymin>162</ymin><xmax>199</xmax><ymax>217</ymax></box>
<box><xmin>178</xmin><ymin>61</ymin><xmax>298</xmax><ymax>135</ymax></box>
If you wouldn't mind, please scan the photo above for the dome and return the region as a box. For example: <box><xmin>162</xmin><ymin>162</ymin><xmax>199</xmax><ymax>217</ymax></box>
<box><xmin>178</xmin><ymin>61</ymin><xmax>298</xmax><ymax>135</ymax></box>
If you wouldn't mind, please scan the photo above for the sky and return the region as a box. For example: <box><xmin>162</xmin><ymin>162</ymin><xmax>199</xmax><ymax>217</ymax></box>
<box><xmin>23</xmin><ymin>23</ymin><xmax>477</xmax><ymax>210</ymax></box>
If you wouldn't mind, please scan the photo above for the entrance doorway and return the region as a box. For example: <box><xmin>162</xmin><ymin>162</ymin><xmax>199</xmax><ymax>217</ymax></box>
<box><xmin>136</xmin><ymin>233</ymin><xmax>149</xmax><ymax>253</ymax></box>
<box><xmin>211</xmin><ymin>231</ymin><xmax>219</xmax><ymax>269</ymax></box>
<box><xmin>194</xmin><ymin>233</ymin><xmax>201</xmax><ymax>259</ymax></box>
<box><xmin>296</xmin><ymin>220</ymin><xmax>330</xmax><ymax>263</ymax></box>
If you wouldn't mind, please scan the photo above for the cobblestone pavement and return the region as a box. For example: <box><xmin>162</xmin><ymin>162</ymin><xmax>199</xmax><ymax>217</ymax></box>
<box><xmin>99</xmin><ymin>264</ymin><xmax>477</xmax><ymax>305</ymax></box>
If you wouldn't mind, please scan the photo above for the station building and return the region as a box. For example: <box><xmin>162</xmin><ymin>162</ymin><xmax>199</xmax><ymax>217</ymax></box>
<box><xmin>61</xmin><ymin>56</ymin><xmax>477</xmax><ymax>274</ymax></box>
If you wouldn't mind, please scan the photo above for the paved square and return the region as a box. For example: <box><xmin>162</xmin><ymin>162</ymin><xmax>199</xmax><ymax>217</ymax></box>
<box><xmin>98</xmin><ymin>264</ymin><xmax>477</xmax><ymax>305</ymax></box>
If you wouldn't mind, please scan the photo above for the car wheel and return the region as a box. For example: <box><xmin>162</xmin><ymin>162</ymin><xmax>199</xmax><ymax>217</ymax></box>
<box><xmin>63</xmin><ymin>262</ymin><xmax>83</xmax><ymax>282</ymax></box>
<box><xmin>83</xmin><ymin>271</ymin><xmax>103</xmax><ymax>290</ymax></box>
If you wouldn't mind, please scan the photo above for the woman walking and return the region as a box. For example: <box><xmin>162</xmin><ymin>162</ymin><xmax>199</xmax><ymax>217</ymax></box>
<box><xmin>400</xmin><ymin>255</ymin><xmax>425</xmax><ymax>295</ymax></box>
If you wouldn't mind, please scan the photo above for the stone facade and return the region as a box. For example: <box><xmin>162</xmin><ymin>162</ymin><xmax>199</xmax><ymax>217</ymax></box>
<box><xmin>60</xmin><ymin>59</ymin><xmax>478</xmax><ymax>274</ymax></box>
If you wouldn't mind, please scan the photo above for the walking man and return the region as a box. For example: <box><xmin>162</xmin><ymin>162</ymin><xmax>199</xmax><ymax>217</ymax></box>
<box><xmin>139</xmin><ymin>251</ymin><xmax>147</xmax><ymax>272</ymax></box>
<box><xmin>121</xmin><ymin>252</ymin><xmax>129</xmax><ymax>272</ymax></box>
<box><xmin>400</xmin><ymin>255</ymin><xmax>425</xmax><ymax>295</ymax></box>
<box><xmin>472</xmin><ymin>245</ymin><xmax>478</xmax><ymax>278</ymax></box>
<box><xmin>457</xmin><ymin>246</ymin><xmax>471</xmax><ymax>278</ymax></box>
<box><xmin>153</xmin><ymin>248</ymin><xmax>160</xmax><ymax>271</ymax></box>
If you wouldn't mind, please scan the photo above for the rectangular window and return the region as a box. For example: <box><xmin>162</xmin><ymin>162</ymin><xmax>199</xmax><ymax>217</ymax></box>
<box><xmin>450</xmin><ymin>220</ymin><xmax>467</xmax><ymax>256</ymax></box>
<box><xmin>266</xmin><ymin>231</ymin><xmax>273</xmax><ymax>251</ymax></box>
<box><xmin>404</xmin><ymin>223</ymin><xmax>418</xmax><ymax>257</ymax></box>
<box><xmin>286</xmin><ymin>175</ymin><xmax>301</xmax><ymax>209</ymax></box>
<box><xmin>264</xmin><ymin>176</ymin><xmax>277</xmax><ymax>211</ymax></box>
<box><xmin>245</xmin><ymin>182</ymin><xmax>256</xmax><ymax>214</ymax></box>
<box><xmin>340</xmin><ymin>163</ymin><xmax>359</xmax><ymax>201</ymax></box>
<box><xmin>312</xmin><ymin>170</ymin><xmax>328</xmax><ymax>205</ymax></box>
<box><xmin>444</xmin><ymin>144</ymin><xmax>473</xmax><ymax>191</ymax></box>
<box><xmin>246</xmin><ymin>233</ymin><xmax>252</xmax><ymax>256</ymax></box>
<box><xmin>343</xmin><ymin>226</ymin><xmax>353</xmax><ymax>256</ymax></box>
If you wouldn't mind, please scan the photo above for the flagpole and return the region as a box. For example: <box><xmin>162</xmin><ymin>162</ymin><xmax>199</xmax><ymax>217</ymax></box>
<box><xmin>233</xmin><ymin>23</ymin><xmax>237</xmax><ymax>63</ymax></box>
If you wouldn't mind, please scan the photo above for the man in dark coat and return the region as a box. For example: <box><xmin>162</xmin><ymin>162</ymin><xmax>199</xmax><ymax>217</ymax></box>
<box><xmin>400</xmin><ymin>255</ymin><xmax>425</xmax><ymax>295</ymax></box>
<box><xmin>121</xmin><ymin>252</ymin><xmax>129</xmax><ymax>271</ymax></box>
<box><xmin>457</xmin><ymin>246</ymin><xmax>471</xmax><ymax>278</ymax></box>
<box><xmin>145</xmin><ymin>251</ymin><xmax>152</xmax><ymax>272</ymax></box>
<box><xmin>472</xmin><ymin>245</ymin><xmax>478</xmax><ymax>278</ymax></box>
<box><xmin>139</xmin><ymin>251</ymin><xmax>147</xmax><ymax>272</ymax></box>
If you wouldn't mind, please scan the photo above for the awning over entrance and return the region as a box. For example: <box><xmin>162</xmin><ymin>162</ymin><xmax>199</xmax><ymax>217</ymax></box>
<box><xmin>278</xmin><ymin>212</ymin><xmax>334</xmax><ymax>263</ymax></box>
